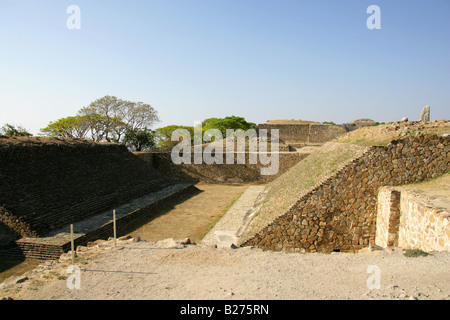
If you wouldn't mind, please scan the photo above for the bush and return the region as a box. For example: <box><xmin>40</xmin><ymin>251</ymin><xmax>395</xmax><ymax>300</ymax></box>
<box><xmin>0</xmin><ymin>123</ymin><xmax>33</xmax><ymax>137</ymax></box>
<box><xmin>403</xmin><ymin>249</ymin><xmax>430</xmax><ymax>257</ymax></box>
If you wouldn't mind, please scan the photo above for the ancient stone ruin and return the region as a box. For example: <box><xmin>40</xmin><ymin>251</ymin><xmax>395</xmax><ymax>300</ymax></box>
<box><xmin>240</xmin><ymin>134</ymin><xmax>450</xmax><ymax>253</ymax></box>
<box><xmin>134</xmin><ymin>120</ymin><xmax>348</xmax><ymax>183</ymax></box>
<box><xmin>1</xmin><ymin>118</ymin><xmax>449</xmax><ymax>259</ymax></box>
<box><xmin>257</xmin><ymin>120</ymin><xmax>347</xmax><ymax>148</ymax></box>
<box><xmin>0</xmin><ymin>137</ymin><xmax>195</xmax><ymax>259</ymax></box>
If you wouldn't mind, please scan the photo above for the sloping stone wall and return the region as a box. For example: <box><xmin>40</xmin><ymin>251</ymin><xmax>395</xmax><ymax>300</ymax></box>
<box><xmin>0</xmin><ymin>137</ymin><xmax>173</xmax><ymax>241</ymax></box>
<box><xmin>135</xmin><ymin>151</ymin><xmax>307</xmax><ymax>183</ymax></box>
<box><xmin>241</xmin><ymin>134</ymin><xmax>450</xmax><ymax>253</ymax></box>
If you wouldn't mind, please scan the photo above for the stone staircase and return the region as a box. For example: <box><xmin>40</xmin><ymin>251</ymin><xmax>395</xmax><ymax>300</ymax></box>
<box><xmin>10</xmin><ymin>183</ymin><xmax>197</xmax><ymax>260</ymax></box>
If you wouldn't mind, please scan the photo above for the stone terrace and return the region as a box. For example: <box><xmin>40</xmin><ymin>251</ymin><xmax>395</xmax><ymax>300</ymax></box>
<box><xmin>0</xmin><ymin>137</ymin><xmax>181</xmax><ymax>252</ymax></box>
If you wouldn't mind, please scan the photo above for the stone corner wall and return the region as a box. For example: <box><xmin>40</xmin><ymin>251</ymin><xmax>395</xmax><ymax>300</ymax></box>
<box><xmin>241</xmin><ymin>134</ymin><xmax>450</xmax><ymax>253</ymax></box>
<box><xmin>0</xmin><ymin>206</ymin><xmax>37</xmax><ymax>243</ymax></box>
<box><xmin>375</xmin><ymin>187</ymin><xmax>401</xmax><ymax>248</ymax></box>
<box><xmin>397</xmin><ymin>190</ymin><xmax>450</xmax><ymax>251</ymax></box>
<box><xmin>376</xmin><ymin>186</ymin><xmax>450</xmax><ymax>252</ymax></box>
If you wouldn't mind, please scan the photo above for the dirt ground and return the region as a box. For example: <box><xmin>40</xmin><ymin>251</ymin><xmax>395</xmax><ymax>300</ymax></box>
<box><xmin>2</xmin><ymin>239</ymin><xmax>449</xmax><ymax>301</ymax></box>
<box><xmin>124</xmin><ymin>182</ymin><xmax>253</xmax><ymax>242</ymax></box>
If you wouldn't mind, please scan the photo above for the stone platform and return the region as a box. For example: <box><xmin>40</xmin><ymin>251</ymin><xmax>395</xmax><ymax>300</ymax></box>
<box><xmin>15</xmin><ymin>183</ymin><xmax>196</xmax><ymax>260</ymax></box>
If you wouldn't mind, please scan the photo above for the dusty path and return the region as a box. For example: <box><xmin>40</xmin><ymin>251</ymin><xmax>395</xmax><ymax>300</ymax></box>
<box><xmin>6</xmin><ymin>239</ymin><xmax>450</xmax><ymax>300</ymax></box>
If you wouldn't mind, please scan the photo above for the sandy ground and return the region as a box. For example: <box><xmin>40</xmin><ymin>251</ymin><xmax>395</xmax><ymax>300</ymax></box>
<box><xmin>1</xmin><ymin>238</ymin><xmax>449</xmax><ymax>301</ymax></box>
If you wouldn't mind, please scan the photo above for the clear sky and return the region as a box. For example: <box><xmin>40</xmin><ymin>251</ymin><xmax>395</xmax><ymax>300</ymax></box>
<box><xmin>1</xmin><ymin>0</ymin><xmax>449</xmax><ymax>135</ymax></box>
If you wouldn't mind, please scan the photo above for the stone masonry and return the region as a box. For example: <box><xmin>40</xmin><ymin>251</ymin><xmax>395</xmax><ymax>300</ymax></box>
<box><xmin>258</xmin><ymin>121</ymin><xmax>347</xmax><ymax>145</ymax></box>
<box><xmin>0</xmin><ymin>137</ymin><xmax>174</xmax><ymax>243</ymax></box>
<box><xmin>398</xmin><ymin>190</ymin><xmax>449</xmax><ymax>251</ymax></box>
<box><xmin>376</xmin><ymin>186</ymin><xmax>449</xmax><ymax>251</ymax></box>
<box><xmin>241</xmin><ymin>134</ymin><xmax>450</xmax><ymax>253</ymax></box>
<box><xmin>134</xmin><ymin>151</ymin><xmax>307</xmax><ymax>183</ymax></box>
<box><xmin>375</xmin><ymin>187</ymin><xmax>401</xmax><ymax>247</ymax></box>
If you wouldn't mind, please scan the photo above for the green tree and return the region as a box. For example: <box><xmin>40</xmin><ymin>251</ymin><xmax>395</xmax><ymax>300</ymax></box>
<box><xmin>78</xmin><ymin>95</ymin><xmax>159</xmax><ymax>142</ymax></box>
<box><xmin>123</xmin><ymin>127</ymin><xmax>156</xmax><ymax>151</ymax></box>
<box><xmin>202</xmin><ymin>116</ymin><xmax>257</xmax><ymax>142</ymax></box>
<box><xmin>41</xmin><ymin>95</ymin><xmax>159</xmax><ymax>143</ymax></box>
<box><xmin>0</xmin><ymin>123</ymin><xmax>33</xmax><ymax>137</ymax></box>
<box><xmin>202</xmin><ymin>116</ymin><xmax>257</xmax><ymax>137</ymax></box>
<box><xmin>153</xmin><ymin>116</ymin><xmax>256</xmax><ymax>150</ymax></box>
<box><xmin>155</xmin><ymin>125</ymin><xmax>194</xmax><ymax>151</ymax></box>
<box><xmin>40</xmin><ymin>115</ymin><xmax>91</xmax><ymax>139</ymax></box>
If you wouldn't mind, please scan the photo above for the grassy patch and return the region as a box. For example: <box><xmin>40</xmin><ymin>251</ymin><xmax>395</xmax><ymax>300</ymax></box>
<box><xmin>403</xmin><ymin>249</ymin><xmax>430</xmax><ymax>258</ymax></box>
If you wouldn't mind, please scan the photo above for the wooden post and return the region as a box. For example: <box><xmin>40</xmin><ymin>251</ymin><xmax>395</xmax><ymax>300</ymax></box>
<box><xmin>70</xmin><ymin>224</ymin><xmax>75</xmax><ymax>265</ymax></box>
<box><xmin>113</xmin><ymin>210</ymin><xmax>117</xmax><ymax>247</ymax></box>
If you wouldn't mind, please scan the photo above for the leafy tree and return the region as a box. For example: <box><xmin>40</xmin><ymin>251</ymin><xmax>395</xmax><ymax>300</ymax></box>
<box><xmin>155</xmin><ymin>125</ymin><xmax>194</xmax><ymax>150</ymax></box>
<box><xmin>0</xmin><ymin>123</ymin><xmax>33</xmax><ymax>137</ymax></box>
<box><xmin>40</xmin><ymin>115</ymin><xmax>91</xmax><ymax>139</ymax></box>
<box><xmin>154</xmin><ymin>116</ymin><xmax>256</xmax><ymax>150</ymax></box>
<box><xmin>202</xmin><ymin>116</ymin><xmax>257</xmax><ymax>137</ymax></box>
<box><xmin>123</xmin><ymin>127</ymin><xmax>156</xmax><ymax>151</ymax></box>
<box><xmin>78</xmin><ymin>95</ymin><xmax>159</xmax><ymax>142</ymax></box>
<box><xmin>41</xmin><ymin>95</ymin><xmax>159</xmax><ymax>143</ymax></box>
<box><xmin>201</xmin><ymin>116</ymin><xmax>257</xmax><ymax>142</ymax></box>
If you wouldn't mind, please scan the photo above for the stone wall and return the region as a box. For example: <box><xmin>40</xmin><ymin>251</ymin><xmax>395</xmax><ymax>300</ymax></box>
<box><xmin>0</xmin><ymin>206</ymin><xmax>36</xmax><ymax>242</ymax></box>
<box><xmin>14</xmin><ymin>184</ymin><xmax>198</xmax><ymax>260</ymax></box>
<box><xmin>398</xmin><ymin>190</ymin><xmax>449</xmax><ymax>251</ymax></box>
<box><xmin>134</xmin><ymin>151</ymin><xmax>307</xmax><ymax>183</ymax></box>
<box><xmin>241</xmin><ymin>134</ymin><xmax>450</xmax><ymax>253</ymax></box>
<box><xmin>375</xmin><ymin>187</ymin><xmax>401</xmax><ymax>247</ymax></box>
<box><xmin>376</xmin><ymin>187</ymin><xmax>450</xmax><ymax>251</ymax></box>
<box><xmin>0</xmin><ymin>137</ymin><xmax>174</xmax><ymax>242</ymax></box>
<box><xmin>257</xmin><ymin>123</ymin><xmax>347</xmax><ymax>144</ymax></box>
<box><xmin>0</xmin><ymin>217</ymin><xmax>20</xmax><ymax>247</ymax></box>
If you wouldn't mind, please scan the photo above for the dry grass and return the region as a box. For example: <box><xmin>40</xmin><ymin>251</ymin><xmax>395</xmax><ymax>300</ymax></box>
<box><xmin>0</xmin><ymin>257</ymin><xmax>41</xmax><ymax>283</ymax></box>
<box><xmin>397</xmin><ymin>172</ymin><xmax>450</xmax><ymax>211</ymax></box>
<box><xmin>336</xmin><ymin>120</ymin><xmax>450</xmax><ymax>147</ymax></box>
<box><xmin>240</xmin><ymin>142</ymin><xmax>366</xmax><ymax>243</ymax></box>
<box><xmin>0</xmin><ymin>136</ymin><xmax>115</xmax><ymax>146</ymax></box>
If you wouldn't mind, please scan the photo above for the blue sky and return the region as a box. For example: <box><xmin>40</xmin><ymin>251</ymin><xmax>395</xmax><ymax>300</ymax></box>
<box><xmin>1</xmin><ymin>0</ymin><xmax>449</xmax><ymax>135</ymax></box>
